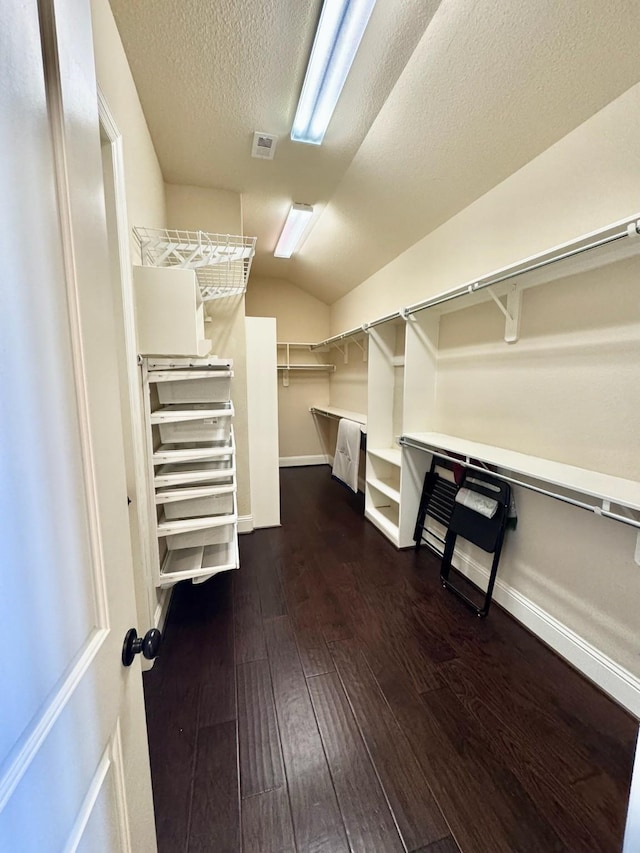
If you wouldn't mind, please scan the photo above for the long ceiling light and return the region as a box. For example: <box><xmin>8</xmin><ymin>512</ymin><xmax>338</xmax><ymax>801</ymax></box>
<box><xmin>291</xmin><ymin>0</ymin><xmax>377</xmax><ymax>145</ymax></box>
<box><xmin>274</xmin><ymin>204</ymin><xmax>314</xmax><ymax>258</ymax></box>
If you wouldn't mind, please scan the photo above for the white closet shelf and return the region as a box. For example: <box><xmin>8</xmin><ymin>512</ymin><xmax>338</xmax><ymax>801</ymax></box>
<box><xmin>154</xmin><ymin>460</ymin><xmax>236</xmax><ymax>488</ymax></box>
<box><xmin>153</xmin><ymin>443</ymin><xmax>234</xmax><ymax>465</ymax></box>
<box><xmin>365</xmin><ymin>506</ymin><xmax>400</xmax><ymax>545</ymax></box>
<box><xmin>148</xmin><ymin>369</ymin><xmax>233</xmax><ymax>383</ymax></box>
<box><xmin>368</xmin><ymin>447</ymin><xmax>401</xmax><ymax>467</ymax></box>
<box><xmin>366</xmin><ymin>476</ymin><xmax>400</xmax><ymax>504</ymax></box>
<box><xmin>400</xmin><ymin>432</ymin><xmax>640</xmax><ymax>525</ymax></box>
<box><xmin>158</xmin><ymin>537</ymin><xmax>239</xmax><ymax>588</ymax></box>
<box><xmin>150</xmin><ymin>402</ymin><xmax>234</xmax><ymax>424</ymax></box>
<box><xmin>147</xmin><ymin>357</ymin><xmax>233</xmax><ymax>370</ymax></box>
<box><xmin>310</xmin><ymin>405</ymin><xmax>367</xmax><ymax>433</ymax></box>
<box><xmin>308</xmin><ymin>214</ymin><xmax>640</xmax><ymax>348</ymax></box>
<box><xmin>134</xmin><ymin>227</ymin><xmax>256</xmax><ymax>301</ymax></box>
<box><xmin>278</xmin><ymin>364</ymin><xmax>335</xmax><ymax>371</ymax></box>
<box><xmin>154</xmin><ymin>482</ymin><xmax>236</xmax><ymax>504</ymax></box>
<box><xmin>157</xmin><ymin>506</ymin><xmax>238</xmax><ymax>536</ymax></box>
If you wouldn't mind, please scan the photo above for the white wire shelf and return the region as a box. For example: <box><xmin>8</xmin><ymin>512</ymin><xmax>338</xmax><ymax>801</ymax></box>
<box><xmin>134</xmin><ymin>227</ymin><xmax>256</xmax><ymax>301</ymax></box>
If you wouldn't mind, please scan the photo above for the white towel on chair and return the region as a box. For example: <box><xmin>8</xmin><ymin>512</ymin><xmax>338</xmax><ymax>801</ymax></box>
<box><xmin>332</xmin><ymin>418</ymin><xmax>361</xmax><ymax>493</ymax></box>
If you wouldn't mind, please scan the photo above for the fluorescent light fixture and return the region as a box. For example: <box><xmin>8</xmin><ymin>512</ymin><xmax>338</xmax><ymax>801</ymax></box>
<box><xmin>274</xmin><ymin>204</ymin><xmax>314</xmax><ymax>258</ymax></box>
<box><xmin>291</xmin><ymin>0</ymin><xmax>377</xmax><ymax>145</ymax></box>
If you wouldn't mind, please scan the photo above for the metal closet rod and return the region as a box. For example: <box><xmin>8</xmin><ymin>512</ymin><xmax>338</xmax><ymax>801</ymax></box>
<box><xmin>310</xmin><ymin>215</ymin><xmax>640</xmax><ymax>349</ymax></box>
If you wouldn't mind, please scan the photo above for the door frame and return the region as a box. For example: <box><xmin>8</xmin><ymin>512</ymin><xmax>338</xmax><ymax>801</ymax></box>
<box><xmin>97</xmin><ymin>91</ymin><xmax>170</xmax><ymax>640</ymax></box>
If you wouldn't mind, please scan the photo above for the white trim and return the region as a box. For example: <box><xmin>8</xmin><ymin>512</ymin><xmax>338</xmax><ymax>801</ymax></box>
<box><xmin>111</xmin><ymin>720</ymin><xmax>133</xmax><ymax>853</ymax></box>
<box><xmin>64</xmin><ymin>747</ymin><xmax>111</xmax><ymax>853</ymax></box>
<box><xmin>40</xmin><ymin>0</ymin><xmax>109</xmax><ymax>630</ymax></box>
<box><xmin>279</xmin><ymin>454</ymin><xmax>330</xmax><ymax>467</ymax></box>
<box><xmin>0</xmin><ymin>628</ymin><xmax>108</xmax><ymax>811</ymax></box>
<box><xmin>238</xmin><ymin>514</ymin><xmax>254</xmax><ymax>534</ymax></box>
<box><xmin>154</xmin><ymin>588</ymin><xmax>172</xmax><ymax>633</ymax></box>
<box><xmin>98</xmin><ymin>90</ymin><xmax>156</xmax><ymax>632</ymax></box>
<box><xmin>450</xmin><ymin>550</ymin><xmax>640</xmax><ymax>718</ymax></box>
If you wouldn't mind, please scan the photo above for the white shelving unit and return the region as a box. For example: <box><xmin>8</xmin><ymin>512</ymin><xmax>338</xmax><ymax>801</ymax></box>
<box><xmin>365</xmin><ymin>320</ymin><xmax>405</xmax><ymax>545</ymax></box>
<box><xmin>141</xmin><ymin>356</ymin><xmax>240</xmax><ymax>588</ymax></box>
<box><xmin>276</xmin><ymin>341</ymin><xmax>336</xmax><ymax>387</ymax></box>
<box><xmin>305</xmin><ymin>213</ymin><xmax>640</xmax><ymax>550</ymax></box>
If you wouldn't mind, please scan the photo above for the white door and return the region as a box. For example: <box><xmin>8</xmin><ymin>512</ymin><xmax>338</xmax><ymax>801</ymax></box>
<box><xmin>0</xmin><ymin>1</ymin><xmax>156</xmax><ymax>850</ymax></box>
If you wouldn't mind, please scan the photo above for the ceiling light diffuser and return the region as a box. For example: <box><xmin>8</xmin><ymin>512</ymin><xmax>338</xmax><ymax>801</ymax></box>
<box><xmin>274</xmin><ymin>204</ymin><xmax>314</xmax><ymax>258</ymax></box>
<box><xmin>291</xmin><ymin>0</ymin><xmax>377</xmax><ymax>145</ymax></box>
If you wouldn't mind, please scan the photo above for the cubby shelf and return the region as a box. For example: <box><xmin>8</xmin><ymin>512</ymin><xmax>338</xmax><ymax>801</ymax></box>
<box><xmin>366</xmin><ymin>476</ymin><xmax>400</xmax><ymax>504</ymax></box>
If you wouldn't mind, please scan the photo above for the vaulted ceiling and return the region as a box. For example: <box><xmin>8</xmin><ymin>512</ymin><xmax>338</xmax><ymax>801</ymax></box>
<box><xmin>110</xmin><ymin>0</ymin><xmax>640</xmax><ymax>304</ymax></box>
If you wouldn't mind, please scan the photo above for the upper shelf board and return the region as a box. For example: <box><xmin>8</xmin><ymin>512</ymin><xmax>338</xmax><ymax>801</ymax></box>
<box><xmin>401</xmin><ymin>431</ymin><xmax>640</xmax><ymax>513</ymax></box>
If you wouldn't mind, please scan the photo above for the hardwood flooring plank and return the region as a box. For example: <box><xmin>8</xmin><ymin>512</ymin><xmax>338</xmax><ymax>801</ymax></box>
<box><xmin>290</xmin><ymin>598</ymin><xmax>335</xmax><ymax>678</ymax></box>
<box><xmin>241</xmin><ymin>787</ymin><xmax>296</xmax><ymax>853</ymax></box>
<box><xmin>308</xmin><ymin>672</ymin><xmax>405</xmax><ymax>853</ymax></box>
<box><xmin>234</xmin><ymin>549</ymin><xmax>267</xmax><ymax>663</ymax></box>
<box><xmin>439</xmin><ymin>655</ymin><xmax>627</xmax><ymax>851</ymax></box>
<box><xmin>364</xmin><ymin>641</ymin><xmax>564</xmax><ymax>853</ymax></box>
<box><xmin>414</xmin><ymin>838</ymin><xmax>462</xmax><ymax>853</ymax></box>
<box><xmin>237</xmin><ymin>659</ymin><xmax>284</xmax><ymax>798</ymax></box>
<box><xmin>264</xmin><ymin>615</ymin><xmax>349</xmax><ymax>853</ymax></box>
<box><xmin>330</xmin><ymin>639</ymin><xmax>449</xmax><ymax>851</ymax></box>
<box><xmin>145</xmin><ymin>469</ymin><xmax>635</xmax><ymax>853</ymax></box>
<box><xmin>143</xmin><ymin>680</ymin><xmax>199</xmax><ymax>853</ymax></box>
<box><xmin>439</xmin><ymin>655</ymin><xmax>594</xmax><ymax>787</ymax></box>
<box><xmin>188</xmin><ymin>721</ymin><xmax>239</xmax><ymax>853</ymax></box>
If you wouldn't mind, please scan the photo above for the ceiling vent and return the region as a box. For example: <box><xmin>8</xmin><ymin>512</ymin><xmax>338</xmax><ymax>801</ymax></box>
<box><xmin>251</xmin><ymin>132</ymin><xmax>278</xmax><ymax>160</ymax></box>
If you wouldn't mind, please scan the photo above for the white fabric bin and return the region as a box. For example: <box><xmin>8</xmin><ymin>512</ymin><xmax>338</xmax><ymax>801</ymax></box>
<box><xmin>162</xmin><ymin>489</ymin><xmax>235</xmax><ymax>520</ymax></box>
<box><xmin>157</xmin><ymin>373</ymin><xmax>232</xmax><ymax>404</ymax></box>
<box><xmin>158</xmin><ymin>415</ymin><xmax>232</xmax><ymax>444</ymax></box>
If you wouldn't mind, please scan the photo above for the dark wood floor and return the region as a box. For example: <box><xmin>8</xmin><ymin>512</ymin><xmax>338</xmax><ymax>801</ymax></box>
<box><xmin>144</xmin><ymin>466</ymin><xmax>637</xmax><ymax>853</ymax></box>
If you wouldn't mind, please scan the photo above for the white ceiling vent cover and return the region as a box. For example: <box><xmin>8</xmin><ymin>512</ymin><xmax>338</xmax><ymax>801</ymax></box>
<box><xmin>251</xmin><ymin>132</ymin><xmax>278</xmax><ymax>160</ymax></box>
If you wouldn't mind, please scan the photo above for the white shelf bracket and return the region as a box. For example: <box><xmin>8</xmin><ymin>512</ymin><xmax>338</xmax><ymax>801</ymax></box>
<box><xmin>487</xmin><ymin>284</ymin><xmax>522</xmax><ymax>343</ymax></box>
<box><xmin>333</xmin><ymin>342</ymin><xmax>349</xmax><ymax>364</ymax></box>
<box><xmin>282</xmin><ymin>369</ymin><xmax>289</xmax><ymax>388</ymax></box>
<box><xmin>635</xmin><ymin>532</ymin><xmax>640</xmax><ymax>566</ymax></box>
<box><xmin>351</xmin><ymin>336</ymin><xmax>367</xmax><ymax>362</ymax></box>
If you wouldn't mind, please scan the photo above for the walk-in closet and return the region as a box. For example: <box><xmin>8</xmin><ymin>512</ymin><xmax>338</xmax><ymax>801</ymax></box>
<box><xmin>5</xmin><ymin>0</ymin><xmax>640</xmax><ymax>849</ymax></box>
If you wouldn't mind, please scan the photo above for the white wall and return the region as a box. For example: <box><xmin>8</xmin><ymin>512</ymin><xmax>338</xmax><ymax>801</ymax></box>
<box><xmin>329</xmin><ymin>81</ymin><xmax>640</xmax><ymax>689</ymax></box>
<box><xmin>246</xmin><ymin>276</ymin><xmax>331</xmax><ymax>462</ymax></box>
<box><xmin>91</xmin><ymin>0</ymin><xmax>166</xmax><ymax>248</ymax></box>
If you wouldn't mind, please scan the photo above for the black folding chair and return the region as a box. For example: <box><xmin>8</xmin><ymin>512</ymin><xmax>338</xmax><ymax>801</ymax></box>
<box><xmin>413</xmin><ymin>457</ymin><xmax>460</xmax><ymax>555</ymax></box>
<box><xmin>440</xmin><ymin>469</ymin><xmax>511</xmax><ymax>617</ymax></box>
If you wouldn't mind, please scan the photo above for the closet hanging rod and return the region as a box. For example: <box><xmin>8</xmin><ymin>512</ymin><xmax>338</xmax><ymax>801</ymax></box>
<box><xmin>309</xmin><ymin>326</ymin><xmax>366</xmax><ymax>350</ymax></box>
<box><xmin>310</xmin><ymin>213</ymin><xmax>640</xmax><ymax>347</ymax></box>
<box><xmin>402</xmin><ymin>224</ymin><xmax>636</xmax><ymax>319</ymax></box>
<box><xmin>399</xmin><ymin>437</ymin><xmax>640</xmax><ymax>531</ymax></box>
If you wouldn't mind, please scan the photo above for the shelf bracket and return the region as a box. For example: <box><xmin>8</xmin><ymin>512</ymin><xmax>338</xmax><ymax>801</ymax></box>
<box><xmin>282</xmin><ymin>369</ymin><xmax>289</xmax><ymax>388</ymax></box>
<box><xmin>636</xmin><ymin>532</ymin><xmax>640</xmax><ymax>567</ymax></box>
<box><xmin>351</xmin><ymin>336</ymin><xmax>367</xmax><ymax>362</ymax></box>
<box><xmin>334</xmin><ymin>342</ymin><xmax>349</xmax><ymax>364</ymax></box>
<box><xmin>487</xmin><ymin>284</ymin><xmax>521</xmax><ymax>343</ymax></box>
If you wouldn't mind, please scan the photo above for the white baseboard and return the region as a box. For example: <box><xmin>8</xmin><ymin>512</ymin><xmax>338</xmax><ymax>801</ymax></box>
<box><xmin>279</xmin><ymin>454</ymin><xmax>329</xmax><ymax>467</ymax></box>
<box><xmin>238</xmin><ymin>514</ymin><xmax>254</xmax><ymax>534</ymax></box>
<box><xmin>452</xmin><ymin>549</ymin><xmax>640</xmax><ymax>718</ymax></box>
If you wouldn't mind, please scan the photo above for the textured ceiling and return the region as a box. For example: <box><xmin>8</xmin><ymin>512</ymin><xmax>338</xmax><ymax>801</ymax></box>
<box><xmin>110</xmin><ymin>0</ymin><xmax>640</xmax><ymax>304</ymax></box>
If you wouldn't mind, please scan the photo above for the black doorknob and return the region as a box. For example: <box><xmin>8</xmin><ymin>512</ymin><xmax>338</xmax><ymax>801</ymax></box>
<box><xmin>122</xmin><ymin>627</ymin><xmax>162</xmax><ymax>667</ymax></box>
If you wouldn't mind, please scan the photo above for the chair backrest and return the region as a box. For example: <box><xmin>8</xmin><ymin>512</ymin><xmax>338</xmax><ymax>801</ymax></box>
<box><xmin>447</xmin><ymin>469</ymin><xmax>511</xmax><ymax>553</ymax></box>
